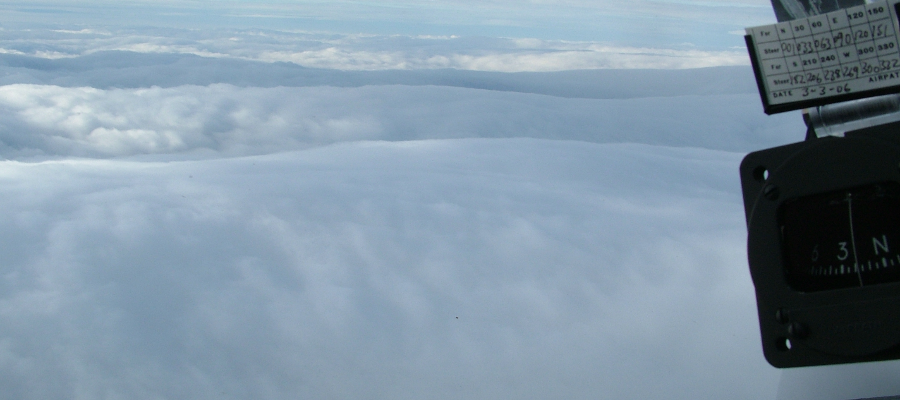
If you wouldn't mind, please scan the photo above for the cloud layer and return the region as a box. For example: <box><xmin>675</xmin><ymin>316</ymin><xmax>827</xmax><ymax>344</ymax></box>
<box><xmin>0</xmin><ymin>83</ymin><xmax>802</xmax><ymax>160</ymax></box>
<box><xmin>0</xmin><ymin>50</ymin><xmax>758</xmax><ymax>96</ymax></box>
<box><xmin>0</xmin><ymin>27</ymin><xmax>750</xmax><ymax>72</ymax></box>
<box><xmin>1</xmin><ymin>4</ymin><xmax>882</xmax><ymax>398</ymax></box>
<box><xmin>0</xmin><ymin>139</ymin><xmax>779</xmax><ymax>399</ymax></box>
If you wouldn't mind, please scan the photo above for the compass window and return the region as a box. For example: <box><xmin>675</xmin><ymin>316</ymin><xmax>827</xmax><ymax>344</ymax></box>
<box><xmin>779</xmin><ymin>182</ymin><xmax>900</xmax><ymax>292</ymax></box>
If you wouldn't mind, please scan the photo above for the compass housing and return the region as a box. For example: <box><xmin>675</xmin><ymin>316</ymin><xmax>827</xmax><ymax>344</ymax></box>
<box><xmin>741</xmin><ymin>120</ymin><xmax>900</xmax><ymax>368</ymax></box>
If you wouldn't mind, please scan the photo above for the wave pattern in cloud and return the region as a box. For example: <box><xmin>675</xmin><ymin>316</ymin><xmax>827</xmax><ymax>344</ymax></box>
<box><xmin>0</xmin><ymin>83</ymin><xmax>802</xmax><ymax>159</ymax></box>
<box><xmin>0</xmin><ymin>139</ymin><xmax>779</xmax><ymax>399</ymax></box>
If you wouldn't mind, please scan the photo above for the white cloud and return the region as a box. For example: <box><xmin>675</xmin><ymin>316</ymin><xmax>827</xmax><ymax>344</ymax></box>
<box><xmin>0</xmin><ymin>138</ymin><xmax>782</xmax><ymax>399</ymax></box>
<box><xmin>256</xmin><ymin>45</ymin><xmax>749</xmax><ymax>71</ymax></box>
<box><xmin>113</xmin><ymin>43</ymin><xmax>230</xmax><ymax>59</ymax></box>
<box><xmin>1</xmin><ymin>3</ymin><xmax>891</xmax><ymax>398</ymax></box>
<box><xmin>0</xmin><ymin>83</ymin><xmax>801</xmax><ymax>159</ymax></box>
<box><xmin>0</xmin><ymin>48</ymin><xmax>26</xmax><ymax>56</ymax></box>
<box><xmin>1</xmin><ymin>1</ymin><xmax>898</xmax><ymax>398</ymax></box>
<box><xmin>0</xmin><ymin>27</ymin><xmax>749</xmax><ymax>71</ymax></box>
<box><xmin>50</xmin><ymin>29</ymin><xmax>111</xmax><ymax>35</ymax></box>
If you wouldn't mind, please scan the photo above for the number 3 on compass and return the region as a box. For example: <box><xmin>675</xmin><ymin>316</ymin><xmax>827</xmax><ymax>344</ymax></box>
<box><xmin>780</xmin><ymin>182</ymin><xmax>900</xmax><ymax>292</ymax></box>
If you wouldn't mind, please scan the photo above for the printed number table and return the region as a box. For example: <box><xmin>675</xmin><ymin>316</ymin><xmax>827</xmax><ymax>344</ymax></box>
<box><xmin>746</xmin><ymin>1</ymin><xmax>900</xmax><ymax>114</ymax></box>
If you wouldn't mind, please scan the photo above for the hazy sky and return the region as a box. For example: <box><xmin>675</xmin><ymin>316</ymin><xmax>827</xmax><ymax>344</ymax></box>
<box><xmin>0</xmin><ymin>0</ymin><xmax>772</xmax><ymax>72</ymax></box>
<box><xmin>0</xmin><ymin>0</ymin><xmax>775</xmax><ymax>49</ymax></box>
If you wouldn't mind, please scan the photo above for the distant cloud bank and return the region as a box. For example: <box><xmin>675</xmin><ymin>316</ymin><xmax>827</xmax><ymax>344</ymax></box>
<box><xmin>0</xmin><ymin>27</ymin><xmax>749</xmax><ymax>72</ymax></box>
